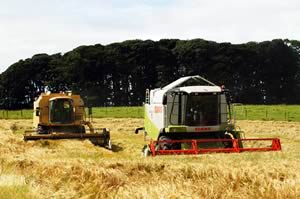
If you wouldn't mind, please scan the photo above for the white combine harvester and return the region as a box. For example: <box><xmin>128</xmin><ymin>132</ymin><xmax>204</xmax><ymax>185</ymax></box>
<box><xmin>136</xmin><ymin>76</ymin><xmax>281</xmax><ymax>156</ymax></box>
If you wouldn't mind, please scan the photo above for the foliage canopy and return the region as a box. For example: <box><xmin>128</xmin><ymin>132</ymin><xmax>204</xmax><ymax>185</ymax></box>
<box><xmin>0</xmin><ymin>39</ymin><xmax>299</xmax><ymax>108</ymax></box>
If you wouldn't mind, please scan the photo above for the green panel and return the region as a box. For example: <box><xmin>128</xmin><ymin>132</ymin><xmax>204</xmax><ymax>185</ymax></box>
<box><xmin>144</xmin><ymin>111</ymin><xmax>160</xmax><ymax>140</ymax></box>
<box><xmin>165</xmin><ymin>125</ymin><xmax>188</xmax><ymax>133</ymax></box>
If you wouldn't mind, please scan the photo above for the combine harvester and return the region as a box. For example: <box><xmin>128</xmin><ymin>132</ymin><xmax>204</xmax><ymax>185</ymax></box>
<box><xmin>136</xmin><ymin>76</ymin><xmax>281</xmax><ymax>156</ymax></box>
<box><xmin>24</xmin><ymin>91</ymin><xmax>111</xmax><ymax>149</ymax></box>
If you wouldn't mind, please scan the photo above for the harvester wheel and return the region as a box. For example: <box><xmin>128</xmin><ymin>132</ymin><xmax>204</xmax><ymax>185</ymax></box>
<box><xmin>223</xmin><ymin>131</ymin><xmax>244</xmax><ymax>148</ymax></box>
<box><xmin>157</xmin><ymin>135</ymin><xmax>182</xmax><ymax>150</ymax></box>
<box><xmin>78</xmin><ymin>126</ymin><xmax>86</xmax><ymax>134</ymax></box>
<box><xmin>107</xmin><ymin>140</ymin><xmax>112</xmax><ymax>150</ymax></box>
<box><xmin>141</xmin><ymin>145</ymin><xmax>151</xmax><ymax>157</ymax></box>
<box><xmin>37</xmin><ymin>125</ymin><xmax>49</xmax><ymax>134</ymax></box>
<box><xmin>158</xmin><ymin>136</ymin><xmax>172</xmax><ymax>150</ymax></box>
<box><xmin>223</xmin><ymin>132</ymin><xmax>234</xmax><ymax>148</ymax></box>
<box><xmin>233</xmin><ymin>131</ymin><xmax>244</xmax><ymax>148</ymax></box>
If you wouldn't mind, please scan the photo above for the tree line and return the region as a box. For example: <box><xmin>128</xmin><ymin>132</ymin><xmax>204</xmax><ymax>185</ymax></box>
<box><xmin>0</xmin><ymin>38</ymin><xmax>299</xmax><ymax>109</ymax></box>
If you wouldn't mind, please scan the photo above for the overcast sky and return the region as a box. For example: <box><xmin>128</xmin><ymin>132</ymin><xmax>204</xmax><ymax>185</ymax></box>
<box><xmin>0</xmin><ymin>0</ymin><xmax>299</xmax><ymax>72</ymax></box>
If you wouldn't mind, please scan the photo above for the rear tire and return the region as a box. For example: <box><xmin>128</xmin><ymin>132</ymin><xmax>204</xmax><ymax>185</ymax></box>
<box><xmin>107</xmin><ymin>140</ymin><xmax>112</xmax><ymax>150</ymax></box>
<box><xmin>141</xmin><ymin>145</ymin><xmax>151</xmax><ymax>157</ymax></box>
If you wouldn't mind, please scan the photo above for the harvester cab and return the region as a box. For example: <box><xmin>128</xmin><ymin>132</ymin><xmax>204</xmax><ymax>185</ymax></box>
<box><xmin>24</xmin><ymin>92</ymin><xmax>111</xmax><ymax>149</ymax></box>
<box><xmin>136</xmin><ymin>76</ymin><xmax>281</xmax><ymax>156</ymax></box>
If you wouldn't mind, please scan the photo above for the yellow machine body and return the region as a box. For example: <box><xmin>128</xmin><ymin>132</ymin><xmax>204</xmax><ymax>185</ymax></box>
<box><xmin>25</xmin><ymin>92</ymin><xmax>111</xmax><ymax>149</ymax></box>
<box><xmin>33</xmin><ymin>92</ymin><xmax>84</xmax><ymax>129</ymax></box>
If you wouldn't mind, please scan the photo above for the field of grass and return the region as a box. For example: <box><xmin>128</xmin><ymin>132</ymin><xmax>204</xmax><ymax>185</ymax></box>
<box><xmin>0</xmin><ymin>110</ymin><xmax>32</xmax><ymax>119</ymax></box>
<box><xmin>0</xmin><ymin>118</ymin><xmax>299</xmax><ymax>198</ymax></box>
<box><xmin>1</xmin><ymin>105</ymin><xmax>300</xmax><ymax>121</ymax></box>
<box><xmin>233</xmin><ymin>105</ymin><xmax>300</xmax><ymax>121</ymax></box>
<box><xmin>90</xmin><ymin>107</ymin><xmax>144</xmax><ymax>118</ymax></box>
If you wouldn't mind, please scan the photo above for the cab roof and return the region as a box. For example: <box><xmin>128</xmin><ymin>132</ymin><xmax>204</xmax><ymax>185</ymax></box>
<box><xmin>150</xmin><ymin>76</ymin><xmax>221</xmax><ymax>104</ymax></box>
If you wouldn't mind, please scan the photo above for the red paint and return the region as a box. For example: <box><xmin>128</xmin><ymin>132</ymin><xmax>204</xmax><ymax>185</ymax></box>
<box><xmin>195</xmin><ymin>127</ymin><xmax>211</xmax><ymax>131</ymax></box>
<box><xmin>154</xmin><ymin>106</ymin><xmax>162</xmax><ymax>113</ymax></box>
<box><xmin>148</xmin><ymin>138</ymin><xmax>281</xmax><ymax>156</ymax></box>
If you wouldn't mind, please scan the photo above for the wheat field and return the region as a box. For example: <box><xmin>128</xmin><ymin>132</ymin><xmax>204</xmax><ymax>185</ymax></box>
<box><xmin>0</xmin><ymin>118</ymin><xmax>299</xmax><ymax>199</ymax></box>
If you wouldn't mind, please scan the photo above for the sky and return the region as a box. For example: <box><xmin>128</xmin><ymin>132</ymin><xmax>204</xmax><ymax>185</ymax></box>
<box><xmin>0</xmin><ymin>0</ymin><xmax>299</xmax><ymax>72</ymax></box>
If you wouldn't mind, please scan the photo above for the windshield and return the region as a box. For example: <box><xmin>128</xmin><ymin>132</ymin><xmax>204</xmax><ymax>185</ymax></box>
<box><xmin>185</xmin><ymin>93</ymin><xmax>219</xmax><ymax>126</ymax></box>
<box><xmin>167</xmin><ymin>92</ymin><xmax>220</xmax><ymax>126</ymax></box>
<box><xmin>50</xmin><ymin>99</ymin><xmax>74</xmax><ymax>124</ymax></box>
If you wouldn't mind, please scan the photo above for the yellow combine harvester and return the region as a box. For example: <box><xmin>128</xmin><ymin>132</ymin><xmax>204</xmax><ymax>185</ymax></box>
<box><xmin>24</xmin><ymin>91</ymin><xmax>111</xmax><ymax>149</ymax></box>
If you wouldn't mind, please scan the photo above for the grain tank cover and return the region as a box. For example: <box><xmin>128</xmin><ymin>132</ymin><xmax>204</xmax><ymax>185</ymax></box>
<box><xmin>150</xmin><ymin>76</ymin><xmax>222</xmax><ymax>104</ymax></box>
<box><xmin>162</xmin><ymin>75</ymin><xmax>217</xmax><ymax>90</ymax></box>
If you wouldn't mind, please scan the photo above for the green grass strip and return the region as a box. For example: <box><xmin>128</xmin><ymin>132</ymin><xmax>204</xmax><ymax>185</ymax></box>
<box><xmin>0</xmin><ymin>105</ymin><xmax>300</xmax><ymax>121</ymax></box>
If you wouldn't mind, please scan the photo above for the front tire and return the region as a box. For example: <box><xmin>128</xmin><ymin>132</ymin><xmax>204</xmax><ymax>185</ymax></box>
<box><xmin>157</xmin><ymin>136</ymin><xmax>181</xmax><ymax>150</ymax></box>
<box><xmin>223</xmin><ymin>132</ymin><xmax>234</xmax><ymax>148</ymax></box>
<box><xmin>158</xmin><ymin>136</ymin><xmax>172</xmax><ymax>150</ymax></box>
